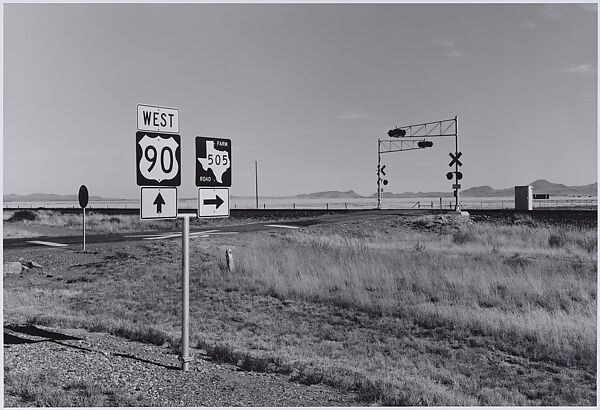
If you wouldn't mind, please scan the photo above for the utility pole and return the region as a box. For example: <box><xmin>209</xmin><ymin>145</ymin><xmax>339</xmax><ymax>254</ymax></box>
<box><xmin>255</xmin><ymin>161</ymin><xmax>259</xmax><ymax>209</ymax></box>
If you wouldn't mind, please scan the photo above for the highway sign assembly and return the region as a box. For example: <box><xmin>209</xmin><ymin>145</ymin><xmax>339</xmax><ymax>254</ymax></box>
<box><xmin>137</xmin><ymin>104</ymin><xmax>179</xmax><ymax>134</ymax></box>
<box><xmin>198</xmin><ymin>188</ymin><xmax>229</xmax><ymax>218</ymax></box>
<box><xmin>136</xmin><ymin>132</ymin><xmax>181</xmax><ymax>186</ymax></box>
<box><xmin>196</xmin><ymin>137</ymin><xmax>231</xmax><ymax>187</ymax></box>
<box><xmin>140</xmin><ymin>187</ymin><xmax>178</xmax><ymax>219</ymax></box>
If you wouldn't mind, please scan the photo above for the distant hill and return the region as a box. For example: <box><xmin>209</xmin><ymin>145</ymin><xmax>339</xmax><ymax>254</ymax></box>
<box><xmin>3</xmin><ymin>193</ymin><xmax>116</xmax><ymax>202</ymax></box>
<box><xmin>373</xmin><ymin>179</ymin><xmax>597</xmax><ymax>198</ymax></box>
<box><xmin>293</xmin><ymin>190</ymin><xmax>364</xmax><ymax>199</ymax></box>
<box><xmin>461</xmin><ymin>186</ymin><xmax>513</xmax><ymax>197</ymax></box>
<box><xmin>5</xmin><ymin>180</ymin><xmax>596</xmax><ymax>203</ymax></box>
<box><xmin>461</xmin><ymin>179</ymin><xmax>597</xmax><ymax>197</ymax></box>
<box><xmin>369</xmin><ymin>191</ymin><xmax>451</xmax><ymax>199</ymax></box>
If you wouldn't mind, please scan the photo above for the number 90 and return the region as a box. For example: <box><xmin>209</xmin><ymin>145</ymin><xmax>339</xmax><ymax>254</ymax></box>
<box><xmin>145</xmin><ymin>146</ymin><xmax>174</xmax><ymax>173</ymax></box>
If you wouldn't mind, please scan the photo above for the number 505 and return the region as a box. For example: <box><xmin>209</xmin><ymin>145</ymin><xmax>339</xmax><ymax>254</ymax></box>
<box><xmin>207</xmin><ymin>153</ymin><xmax>229</xmax><ymax>166</ymax></box>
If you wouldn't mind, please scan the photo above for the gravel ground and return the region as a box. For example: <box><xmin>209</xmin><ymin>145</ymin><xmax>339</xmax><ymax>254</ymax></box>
<box><xmin>4</xmin><ymin>325</ymin><xmax>357</xmax><ymax>407</ymax></box>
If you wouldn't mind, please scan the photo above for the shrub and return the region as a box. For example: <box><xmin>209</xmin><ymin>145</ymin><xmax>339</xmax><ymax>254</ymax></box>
<box><xmin>576</xmin><ymin>236</ymin><xmax>597</xmax><ymax>254</ymax></box>
<box><xmin>548</xmin><ymin>233</ymin><xmax>565</xmax><ymax>248</ymax></box>
<box><xmin>7</xmin><ymin>210</ymin><xmax>37</xmax><ymax>222</ymax></box>
<box><xmin>452</xmin><ymin>228</ymin><xmax>475</xmax><ymax>244</ymax></box>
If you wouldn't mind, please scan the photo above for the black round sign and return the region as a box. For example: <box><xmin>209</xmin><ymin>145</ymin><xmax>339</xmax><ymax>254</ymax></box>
<box><xmin>78</xmin><ymin>185</ymin><xmax>89</xmax><ymax>208</ymax></box>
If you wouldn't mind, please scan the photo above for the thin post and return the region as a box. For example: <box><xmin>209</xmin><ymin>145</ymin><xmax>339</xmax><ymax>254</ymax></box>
<box><xmin>377</xmin><ymin>139</ymin><xmax>381</xmax><ymax>209</ymax></box>
<box><xmin>181</xmin><ymin>215</ymin><xmax>191</xmax><ymax>371</ymax></box>
<box><xmin>454</xmin><ymin>115</ymin><xmax>460</xmax><ymax>212</ymax></box>
<box><xmin>255</xmin><ymin>161</ymin><xmax>259</xmax><ymax>209</ymax></box>
<box><xmin>82</xmin><ymin>208</ymin><xmax>86</xmax><ymax>251</ymax></box>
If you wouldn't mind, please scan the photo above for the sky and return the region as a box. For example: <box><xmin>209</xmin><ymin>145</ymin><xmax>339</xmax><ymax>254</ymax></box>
<box><xmin>2</xmin><ymin>3</ymin><xmax>598</xmax><ymax>199</ymax></box>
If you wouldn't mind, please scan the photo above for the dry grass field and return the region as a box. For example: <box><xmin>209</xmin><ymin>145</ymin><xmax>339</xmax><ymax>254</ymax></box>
<box><xmin>3</xmin><ymin>211</ymin><xmax>597</xmax><ymax>405</ymax></box>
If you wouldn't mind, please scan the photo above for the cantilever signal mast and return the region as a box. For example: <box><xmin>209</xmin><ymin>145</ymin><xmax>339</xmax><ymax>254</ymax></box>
<box><xmin>377</xmin><ymin>116</ymin><xmax>461</xmax><ymax>211</ymax></box>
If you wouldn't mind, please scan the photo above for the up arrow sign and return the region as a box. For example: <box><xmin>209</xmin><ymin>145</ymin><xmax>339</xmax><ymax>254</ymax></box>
<box><xmin>140</xmin><ymin>187</ymin><xmax>177</xmax><ymax>220</ymax></box>
<box><xmin>153</xmin><ymin>192</ymin><xmax>166</xmax><ymax>213</ymax></box>
<box><xmin>203</xmin><ymin>195</ymin><xmax>224</xmax><ymax>209</ymax></box>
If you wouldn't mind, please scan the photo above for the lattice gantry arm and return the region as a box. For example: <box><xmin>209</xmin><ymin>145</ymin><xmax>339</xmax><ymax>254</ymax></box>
<box><xmin>389</xmin><ymin>117</ymin><xmax>456</xmax><ymax>138</ymax></box>
<box><xmin>379</xmin><ymin>139</ymin><xmax>433</xmax><ymax>153</ymax></box>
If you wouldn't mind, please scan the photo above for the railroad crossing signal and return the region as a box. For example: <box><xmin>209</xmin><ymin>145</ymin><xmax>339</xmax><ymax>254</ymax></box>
<box><xmin>387</xmin><ymin>128</ymin><xmax>407</xmax><ymax>138</ymax></box>
<box><xmin>417</xmin><ymin>140</ymin><xmax>433</xmax><ymax>148</ymax></box>
<box><xmin>449</xmin><ymin>152</ymin><xmax>462</xmax><ymax>167</ymax></box>
<box><xmin>377</xmin><ymin>164</ymin><xmax>388</xmax><ymax>186</ymax></box>
<box><xmin>446</xmin><ymin>171</ymin><xmax>463</xmax><ymax>180</ymax></box>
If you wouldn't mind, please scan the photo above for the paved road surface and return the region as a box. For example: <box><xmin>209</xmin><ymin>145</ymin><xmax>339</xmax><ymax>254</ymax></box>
<box><xmin>4</xmin><ymin>209</ymin><xmax>444</xmax><ymax>250</ymax></box>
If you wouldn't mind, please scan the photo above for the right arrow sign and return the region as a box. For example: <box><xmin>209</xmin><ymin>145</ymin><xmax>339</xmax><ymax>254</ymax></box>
<box><xmin>203</xmin><ymin>195</ymin><xmax>224</xmax><ymax>209</ymax></box>
<box><xmin>198</xmin><ymin>188</ymin><xmax>229</xmax><ymax>218</ymax></box>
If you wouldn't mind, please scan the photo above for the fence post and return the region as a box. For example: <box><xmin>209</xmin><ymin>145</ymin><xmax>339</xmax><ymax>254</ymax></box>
<box><xmin>226</xmin><ymin>248</ymin><xmax>234</xmax><ymax>272</ymax></box>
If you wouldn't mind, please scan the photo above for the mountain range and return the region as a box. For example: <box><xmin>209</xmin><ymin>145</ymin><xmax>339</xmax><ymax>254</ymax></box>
<box><xmin>3</xmin><ymin>193</ymin><xmax>117</xmax><ymax>202</ymax></box>
<box><xmin>3</xmin><ymin>180</ymin><xmax>596</xmax><ymax>202</ymax></box>
<box><xmin>284</xmin><ymin>179</ymin><xmax>597</xmax><ymax>199</ymax></box>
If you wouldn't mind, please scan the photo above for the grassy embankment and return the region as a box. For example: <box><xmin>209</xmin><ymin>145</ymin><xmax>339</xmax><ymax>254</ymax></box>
<box><xmin>3</xmin><ymin>209</ymin><xmax>176</xmax><ymax>236</ymax></box>
<box><xmin>2</xmin><ymin>209</ymin><xmax>256</xmax><ymax>238</ymax></box>
<box><xmin>4</xmin><ymin>214</ymin><xmax>597</xmax><ymax>405</ymax></box>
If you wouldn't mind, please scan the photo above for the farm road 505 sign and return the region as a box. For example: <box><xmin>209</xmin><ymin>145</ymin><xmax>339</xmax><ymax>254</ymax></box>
<box><xmin>136</xmin><ymin>132</ymin><xmax>181</xmax><ymax>186</ymax></box>
<box><xmin>196</xmin><ymin>137</ymin><xmax>231</xmax><ymax>187</ymax></box>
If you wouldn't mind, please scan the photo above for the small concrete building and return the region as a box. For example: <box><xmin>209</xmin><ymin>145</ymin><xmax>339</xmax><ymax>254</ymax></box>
<box><xmin>515</xmin><ymin>185</ymin><xmax>533</xmax><ymax>211</ymax></box>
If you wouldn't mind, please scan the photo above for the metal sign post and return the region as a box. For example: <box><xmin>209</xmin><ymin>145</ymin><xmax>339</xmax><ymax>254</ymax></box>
<box><xmin>78</xmin><ymin>185</ymin><xmax>89</xmax><ymax>251</ymax></box>
<box><xmin>83</xmin><ymin>209</ymin><xmax>86</xmax><ymax>251</ymax></box>
<box><xmin>179</xmin><ymin>213</ymin><xmax>191</xmax><ymax>371</ymax></box>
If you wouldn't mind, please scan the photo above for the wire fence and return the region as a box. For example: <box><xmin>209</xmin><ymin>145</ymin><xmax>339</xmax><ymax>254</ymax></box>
<box><xmin>3</xmin><ymin>197</ymin><xmax>597</xmax><ymax>211</ymax></box>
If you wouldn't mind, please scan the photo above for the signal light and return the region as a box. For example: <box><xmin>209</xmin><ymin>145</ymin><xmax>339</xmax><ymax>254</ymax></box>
<box><xmin>456</xmin><ymin>171</ymin><xmax>463</xmax><ymax>180</ymax></box>
<box><xmin>383</xmin><ymin>180</ymin><xmax>388</xmax><ymax>185</ymax></box>
<box><xmin>446</xmin><ymin>172</ymin><xmax>453</xmax><ymax>180</ymax></box>
<box><xmin>387</xmin><ymin>128</ymin><xmax>407</xmax><ymax>138</ymax></box>
<box><xmin>417</xmin><ymin>140</ymin><xmax>433</xmax><ymax>148</ymax></box>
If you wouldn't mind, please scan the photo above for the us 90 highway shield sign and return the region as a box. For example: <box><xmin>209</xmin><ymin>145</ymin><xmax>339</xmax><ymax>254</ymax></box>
<box><xmin>136</xmin><ymin>132</ymin><xmax>181</xmax><ymax>186</ymax></box>
<box><xmin>196</xmin><ymin>137</ymin><xmax>231</xmax><ymax>187</ymax></box>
